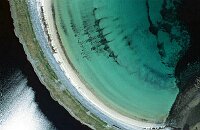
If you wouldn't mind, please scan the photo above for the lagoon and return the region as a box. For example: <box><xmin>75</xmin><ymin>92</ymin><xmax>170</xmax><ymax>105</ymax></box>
<box><xmin>54</xmin><ymin>0</ymin><xmax>190</xmax><ymax>122</ymax></box>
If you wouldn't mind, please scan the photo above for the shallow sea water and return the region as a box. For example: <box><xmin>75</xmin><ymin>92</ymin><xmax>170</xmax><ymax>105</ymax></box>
<box><xmin>54</xmin><ymin>0</ymin><xmax>190</xmax><ymax>122</ymax></box>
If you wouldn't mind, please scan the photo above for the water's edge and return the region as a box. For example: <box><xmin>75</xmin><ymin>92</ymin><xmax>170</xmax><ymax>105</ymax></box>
<box><xmin>8</xmin><ymin>0</ymin><xmax>112</xmax><ymax>130</ymax></box>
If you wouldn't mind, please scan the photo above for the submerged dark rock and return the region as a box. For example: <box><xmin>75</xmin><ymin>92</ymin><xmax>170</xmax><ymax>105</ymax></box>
<box><xmin>166</xmin><ymin>77</ymin><xmax>200</xmax><ymax>129</ymax></box>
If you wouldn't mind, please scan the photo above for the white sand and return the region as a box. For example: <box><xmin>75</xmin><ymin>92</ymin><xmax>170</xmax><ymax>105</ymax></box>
<box><xmin>38</xmin><ymin>0</ymin><xmax>166</xmax><ymax>129</ymax></box>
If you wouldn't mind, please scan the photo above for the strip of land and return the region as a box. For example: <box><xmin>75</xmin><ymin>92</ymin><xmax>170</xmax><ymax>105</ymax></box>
<box><xmin>9</xmin><ymin>0</ymin><xmax>110</xmax><ymax>129</ymax></box>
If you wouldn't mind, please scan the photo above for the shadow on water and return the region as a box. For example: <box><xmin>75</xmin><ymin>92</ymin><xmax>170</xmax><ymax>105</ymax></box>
<box><xmin>0</xmin><ymin>0</ymin><xmax>90</xmax><ymax>129</ymax></box>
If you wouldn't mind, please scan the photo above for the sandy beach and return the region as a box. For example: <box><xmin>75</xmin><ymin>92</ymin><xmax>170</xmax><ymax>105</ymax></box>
<box><xmin>35</xmin><ymin>0</ymin><xmax>166</xmax><ymax>129</ymax></box>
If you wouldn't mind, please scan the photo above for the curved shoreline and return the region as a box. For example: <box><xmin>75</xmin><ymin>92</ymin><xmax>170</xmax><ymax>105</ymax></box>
<box><xmin>9</xmin><ymin>0</ymin><xmax>106</xmax><ymax>129</ymax></box>
<box><xmin>37</xmin><ymin>0</ymin><xmax>166</xmax><ymax>129</ymax></box>
<box><xmin>10</xmin><ymin>0</ymin><xmax>168</xmax><ymax>129</ymax></box>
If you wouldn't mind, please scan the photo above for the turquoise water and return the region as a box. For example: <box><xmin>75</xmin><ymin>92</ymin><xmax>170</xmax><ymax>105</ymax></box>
<box><xmin>53</xmin><ymin>0</ymin><xmax>190</xmax><ymax>122</ymax></box>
